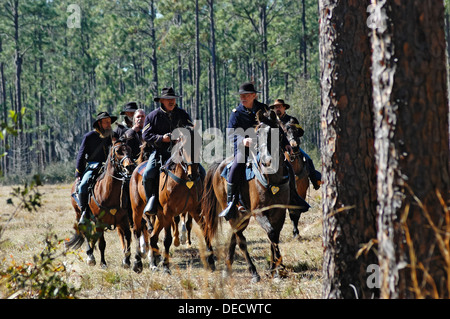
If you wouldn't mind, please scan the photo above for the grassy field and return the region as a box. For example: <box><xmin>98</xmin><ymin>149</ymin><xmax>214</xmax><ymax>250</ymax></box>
<box><xmin>0</xmin><ymin>183</ymin><xmax>323</xmax><ymax>299</ymax></box>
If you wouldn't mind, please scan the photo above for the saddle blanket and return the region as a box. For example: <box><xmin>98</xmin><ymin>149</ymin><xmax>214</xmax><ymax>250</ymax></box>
<box><xmin>220</xmin><ymin>161</ymin><xmax>255</xmax><ymax>181</ymax></box>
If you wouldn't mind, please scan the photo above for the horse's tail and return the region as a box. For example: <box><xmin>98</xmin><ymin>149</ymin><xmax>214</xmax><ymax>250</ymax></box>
<box><xmin>65</xmin><ymin>232</ymin><xmax>85</xmax><ymax>251</ymax></box>
<box><xmin>200</xmin><ymin>162</ymin><xmax>221</xmax><ymax>241</ymax></box>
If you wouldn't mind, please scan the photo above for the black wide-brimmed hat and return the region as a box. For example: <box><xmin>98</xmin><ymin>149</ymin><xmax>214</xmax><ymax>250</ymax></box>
<box><xmin>120</xmin><ymin>101</ymin><xmax>138</xmax><ymax>115</ymax></box>
<box><xmin>93</xmin><ymin>111</ymin><xmax>118</xmax><ymax>129</ymax></box>
<box><xmin>269</xmin><ymin>98</ymin><xmax>290</xmax><ymax>110</ymax></box>
<box><xmin>236</xmin><ymin>82</ymin><xmax>260</xmax><ymax>94</ymax></box>
<box><xmin>154</xmin><ymin>87</ymin><xmax>181</xmax><ymax>102</ymax></box>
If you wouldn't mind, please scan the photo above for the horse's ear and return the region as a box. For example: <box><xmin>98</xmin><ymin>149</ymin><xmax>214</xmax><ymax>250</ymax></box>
<box><xmin>256</xmin><ymin>110</ymin><xmax>264</xmax><ymax>123</ymax></box>
<box><xmin>269</xmin><ymin>110</ymin><xmax>277</xmax><ymax>122</ymax></box>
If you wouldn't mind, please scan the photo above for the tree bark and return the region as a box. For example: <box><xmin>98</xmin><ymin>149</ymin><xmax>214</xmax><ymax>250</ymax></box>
<box><xmin>370</xmin><ymin>0</ymin><xmax>450</xmax><ymax>299</ymax></box>
<box><xmin>319</xmin><ymin>0</ymin><xmax>378</xmax><ymax>299</ymax></box>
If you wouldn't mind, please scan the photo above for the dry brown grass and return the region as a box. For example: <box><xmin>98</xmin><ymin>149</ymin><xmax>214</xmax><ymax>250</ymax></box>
<box><xmin>0</xmin><ymin>183</ymin><xmax>323</xmax><ymax>299</ymax></box>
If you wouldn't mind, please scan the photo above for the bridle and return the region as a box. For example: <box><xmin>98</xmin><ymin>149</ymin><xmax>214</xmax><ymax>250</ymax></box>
<box><xmin>107</xmin><ymin>142</ymin><xmax>136</xmax><ymax>181</ymax></box>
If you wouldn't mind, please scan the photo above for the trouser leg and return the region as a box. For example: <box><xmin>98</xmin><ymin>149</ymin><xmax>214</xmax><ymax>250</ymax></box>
<box><xmin>286</xmin><ymin>160</ymin><xmax>310</xmax><ymax>213</ymax></box>
<box><xmin>78</xmin><ymin>170</ymin><xmax>93</xmax><ymax>225</ymax></box>
<box><xmin>143</xmin><ymin>152</ymin><xmax>160</xmax><ymax>215</ymax></box>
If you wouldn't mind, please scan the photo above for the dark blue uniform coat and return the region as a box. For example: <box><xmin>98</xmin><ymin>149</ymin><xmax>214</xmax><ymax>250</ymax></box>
<box><xmin>142</xmin><ymin>106</ymin><xmax>193</xmax><ymax>155</ymax></box>
<box><xmin>75</xmin><ymin>130</ymin><xmax>112</xmax><ymax>178</ymax></box>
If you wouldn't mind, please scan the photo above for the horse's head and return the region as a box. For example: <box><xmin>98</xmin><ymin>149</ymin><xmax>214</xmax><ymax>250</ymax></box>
<box><xmin>255</xmin><ymin>110</ymin><xmax>282</xmax><ymax>168</ymax></box>
<box><xmin>110</xmin><ymin>140</ymin><xmax>136</xmax><ymax>177</ymax></box>
<box><xmin>171</xmin><ymin>125</ymin><xmax>200</xmax><ymax>181</ymax></box>
<box><xmin>283</xmin><ymin>118</ymin><xmax>304</xmax><ymax>149</ymax></box>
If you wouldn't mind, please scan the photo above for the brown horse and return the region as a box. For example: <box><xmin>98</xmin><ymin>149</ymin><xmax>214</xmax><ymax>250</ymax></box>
<box><xmin>201</xmin><ymin>110</ymin><xmax>290</xmax><ymax>282</ymax></box>
<box><xmin>66</xmin><ymin>140</ymin><xmax>136</xmax><ymax>268</ymax></box>
<box><xmin>282</xmin><ymin>119</ymin><xmax>310</xmax><ymax>238</ymax></box>
<box><xmin>129</xmin><ymin>126</ymin><xmax>215</xmax><ymax>273</ymax></box>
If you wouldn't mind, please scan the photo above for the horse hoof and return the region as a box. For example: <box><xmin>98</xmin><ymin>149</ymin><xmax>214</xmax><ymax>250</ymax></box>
<box><xmin>87</xmin><ymin>256</ymin><xmax>96</xmax><ymax>266</ymax></box>
<box><xmin>133</xmin><ymin>262</ymin><xmax>143</xmax><ymax>273</ymax></box>
<box><xmin>122</xmin><ymin>262</ymin><xmax>131</xmax><ymax>269</ymax></box>
<box><xmin>174</xmin><ymin>237</ymin><xmax>180</xmax><ymax>247</ymax></box>
<box><xmin>101</xmin><ymin>263</ymin><xmax>108</xmax><ymax>269</ymax></box>
<box><xmin>163</xmin><ymin>266</ymin><xmax>171</xmax><ymax>275</ymax></box>
<box><xmin>251</xmin><ymin>274</ymin><xmax>261</xmax><ymax>283</ymax></box>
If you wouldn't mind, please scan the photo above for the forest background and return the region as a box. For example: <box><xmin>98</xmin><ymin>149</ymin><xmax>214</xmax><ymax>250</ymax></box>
<box><xmin>0</xmin><ymin>0</ymin><xmax>324</xmax><ymax>184</ymax></box>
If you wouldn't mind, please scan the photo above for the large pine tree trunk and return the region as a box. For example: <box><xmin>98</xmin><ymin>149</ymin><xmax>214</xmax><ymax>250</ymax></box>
<box><xmin>370</xmin><ymin>0</ymin><xmax>450</xmax><ymax>299</ymax></box>
<box><xmin>319</xmin><ymin>0</ymin><xmax>378</xmax><ymax>299</ymax></box>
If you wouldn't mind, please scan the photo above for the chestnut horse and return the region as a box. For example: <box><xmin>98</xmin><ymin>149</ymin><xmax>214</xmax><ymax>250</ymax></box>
<box><xmin>201</xmin><ymin>110</ymin><xmax>289</xmax><ymax>282</ymax></box>
<box><xmin>67</xmin><ymin>140</ymin><xmax>136</xmax><ymax>268</ymax></box>
<box><xmin>129</xmin><ymin>126</ymin><xmax>215</xmax><ymax>273</ymax></box>
<box><xmin>282</xmin><ymin>119</ymin><xmax>310</xmax><ymax>238</ymax></box>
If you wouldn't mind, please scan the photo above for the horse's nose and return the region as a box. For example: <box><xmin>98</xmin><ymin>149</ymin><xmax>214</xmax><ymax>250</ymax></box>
<box><xmin>290</xmin><ymin>140</ymin><xmax>297</xmax><ymax>148</ymax></box>
<box><xmin>123</xmin><ymin>158</ymin><xmax>136</xmax><ymax>173</ymax></box>
<box><xmin>261</xmin><ymin>154</ymin><xmax>272</xmax><ymax>167</ymax></box>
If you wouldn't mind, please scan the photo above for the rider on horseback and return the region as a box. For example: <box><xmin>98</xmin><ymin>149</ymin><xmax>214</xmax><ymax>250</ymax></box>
<box><xmin>270</xmin><ymin>99</ymin><xmax>321</xmax><ymax>190</ymax></box>
<box><xmin>219</xmin><ymin>82</ymin><xmax>310</xmax><ymax>220</ymax></box>
<box><xmin>141</xmin><ymin>87</ymin><xmax>204</xmax><ymax>216</ymax></box>
<box><xmin>75</xmin><ymin>111</ymin><xmax>118</xmax><ymax>225</ymax></box>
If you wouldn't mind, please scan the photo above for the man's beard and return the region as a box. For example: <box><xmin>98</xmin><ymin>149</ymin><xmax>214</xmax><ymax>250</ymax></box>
<box><xmin>100</xmin><ymin>128</ymin><xmax>113</xmax><ymax>138</ymax></box>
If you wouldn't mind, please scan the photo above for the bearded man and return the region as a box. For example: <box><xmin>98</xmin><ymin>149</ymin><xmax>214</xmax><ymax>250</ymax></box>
<box><xmin>75</xmin><ymin>111</ymin><xmax>118</xmax><ymax>225</ymax></box>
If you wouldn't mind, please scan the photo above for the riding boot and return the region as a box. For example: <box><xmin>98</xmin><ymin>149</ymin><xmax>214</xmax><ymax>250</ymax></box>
<box><xmin>143</xmin><ymin>178</ymin><xmax>158</xmax><ymax>215</ymax></box>
<box><xmin>287</xmin><ymin>164</ymin><xmax>310</xmax><ymax>213</ymax></box>
<box><xmin>310</xmin><ymin>169</ymin><xmax>322</xmax><ymax>190</ymax></box>
<box><xmin>307</xmin><ymin>158</ymin><xmax>321</xmax><ymax>190</ymax></box>
<box><xmin>219</xmin><ymin>182</ymin><xmax>239</xmax><ymax>221</ymax></box>
<box><xmin>78</xmin><ymin>193</ymin><xmax>91</xmax><ymax>226</ymax></box>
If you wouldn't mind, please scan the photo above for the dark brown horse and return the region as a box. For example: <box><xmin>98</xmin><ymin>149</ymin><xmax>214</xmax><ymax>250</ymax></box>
<box><xmin>201</xmin><ymin>110</ymin><xmax>290</xmax><ymax>282</ymax></box>
<box><xmin>129</xmin><ymin>126</ymin><xmax>215</xmax><ymax>273</ymax></box>
<box><xmin>67</xmin><ymin>140</ymin><xmax>136</xmax><ymax>268</ymax></box>
<box><xmin>282</xmin><ymin>119</ymin><xmax>310</xmax><ymax>238</ymax></box>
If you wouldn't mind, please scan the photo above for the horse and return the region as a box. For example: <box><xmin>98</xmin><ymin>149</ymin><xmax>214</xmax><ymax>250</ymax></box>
<box><xmin>66</xmin><ymin>140</ymin><xmax>136</xmax><ymax>268</ymax></box>
<box><xmin>129</xmin><ymin>126</ymin><xmax>215</xmax><ymax>273</ymax></box>
<box><xmin>281</xmin><ymin>119</ymin><xmax>310</xmax><ymax>238</ymax></box>
<box><xmin>201</xmin><ymin>110</ymin><xmax>290</xmax><ymax>282</ymax></box>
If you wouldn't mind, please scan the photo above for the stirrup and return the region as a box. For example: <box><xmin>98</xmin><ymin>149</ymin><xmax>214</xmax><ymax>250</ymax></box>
<box><xmin>78</xmin><ymin>211</ymin><xmax>91</xmax><ymax>226</ymax></box>
<box><xmin>144</xmin><ymin>196</ymin><xmax>158</xmax><ymax>215</ymax></box>
<box><xmin>219</xmin><ymin>201</ymin><xmax>237</xmax><ymax>220</ymax></box>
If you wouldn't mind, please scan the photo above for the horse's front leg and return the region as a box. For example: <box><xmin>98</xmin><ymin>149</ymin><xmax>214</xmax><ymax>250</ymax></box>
<box><xmin>149</xmin><ymin>216</ymin><xmax>163</xmax><ymax>271</ymax></box>
<box><xmin>289</xmin><ymin>210</ymin><xmax>301</xmax><ymax>239</ymax></box>
<box><xmin>268</xmin><ymin>229</ymin><xmax>283</xmax><ymax>278</ymax></box>
<box><xmin>163</xmin><ymin>224</ymin><xmax>172</xmax><ymax>274</ymax></box>
<box><xmin>117</xmin><ymin>220</ymin><xmax>132</xmax><ymax>269</ymax></box>
<box><xmin>172</xmin><ymin>215</ymin><xmax>181</xmax><ymax>247</ymax></box>
<box><xmin>132</xmin><ymin>219</ymin><xmax>144</xmax><ymax>273</ymax></box>
<box><xmin>98</xmin><ymin>232</ymin><xmax>108</xmax><ymax>268</ymax></box>
<box><xmin>85</xmin><ymin>238</ymin><xmax>96</xmax><ymax>266</ymax></box>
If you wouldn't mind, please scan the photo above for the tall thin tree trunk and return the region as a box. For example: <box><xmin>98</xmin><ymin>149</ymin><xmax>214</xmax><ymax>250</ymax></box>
<box><xmin>208</xmin><ymin>0</ymin><xmax>218</xmax><ymax>128</ymax></box>
<box><xmin>259</xmin><ymin>5</ymin><xmax>269</xmax><ymax>104</ymax></box>
<box><xmin>149</xmin><ymin>0</ymin><xmax>158</xmax><ymax>110</ymax></box>
<box><xmin>301</xmin><ymin>0</ymin><xmax>307</xmax><ymax>76</ymax></box>
<box><xmin>194</xmin><ymin>0</ymin><xmax>201</xmax><ymax>120</ymax></box>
